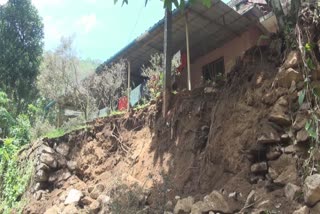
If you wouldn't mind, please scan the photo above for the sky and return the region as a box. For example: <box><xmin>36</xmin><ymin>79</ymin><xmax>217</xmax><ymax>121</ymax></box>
<box><xmin>1</xmin><ymin>0</ymin><xmax>165</xmax><ymax>61</ymax></box>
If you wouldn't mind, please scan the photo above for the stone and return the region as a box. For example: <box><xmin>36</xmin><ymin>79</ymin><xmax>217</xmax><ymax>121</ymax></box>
<box><xmin>228</xmin><ymin>192</ymin><xmax>237</xmax><ymax>200</ymax></box>
<box><xmin>268</xmin><ymin>167</ymin><xmax>279</xmax><ymax>180</ymax></box>
<box><xmin>34</xmin><ymin>190</ymin><xmax>43</xmax><ymax>201</ymax></box>
<box><xmin>304</xmin><ymin>174</ymin><xmax>320</xmax><ymax>206</ymax></box>
<box><xmin>174</xmin><ymin>196</ymin><xmax>194</xmax><ymax>214</ymax></box>
<box><xmin>190</xmin><ymin>191</ymin><xmax>230</xmax><ymax>214</ymax></box>
<box><xmin>81</xmin><ymin>196</ymin><xmax>95</xmax><ymax>206</ymax></box>
<box><xmin>283</xmin><ymin>51</ymin><xmax>301</xmax><ymax>69</ymax></box>
<box><xmin>296</xmin><ymin>129</ymin><xmax>309</xmax><ymax>143</ymax></box>
<box><xmin>293</xmin><ymin>206</ymin><xmax>310</xmax><ymax>214</ymax></box>
<box><xmin>257</xmin><ymin>124</ymin><xmax>281</xmax><ymax>144</ymax></box>
<box><xmin>310</xmin><ymin>202</ymin><xmax>320</xmax><ymax>214</ymax></box>
<box><xmin>35</xmin><ymin>169</ymin><xmax>49</xmax><ymax>182</ymax></box>
<box><xmin>88</xmin><ymin>200</ymin><xmax>101</xmax><ymax>214</ymax></box>
<box><xmin>293</xmin><ymin>112</ymin><xmax>308</xmax><ymax>131</ymax></box>
<box><xmin>56</xmin><ymin>143</ymin><xmax>70</xmax><ymax>157</ymax></box>
<box><xmin>40</xmin><ymin>153</ymin><xmax>57</xmax><ymax>168</ymax></box>
<box><xmin>274</xmin><ymin>164</ymin><xmax>298</xmax><ymax>185</ymax></box>
<box><xmin>44</xmin><ymin>205</ymin><xmax>60</xmax><ymax>214</ymax></box>
<box><xmin>251</xmin><ymin>162</ymin><xmax>268</xmax><ymax>173</ymax></box>
<box><xmin>165</xmin><ymin>200</ymin><xmax>174</xmax><ymax>211</ymax></box>
<box><xmin>268</xmin><ymin>97</ymin><xmax>291</xmax><ymax>126</ymax></box>
<box><xmin>62</xmin><ymin>204</ymin><xmax>79</xmax><ymax>214</ymax></box>
<box><xmin>284</xmin><ymin>183</ymin><xmax>301</xmax><ymax>200</ymax></box>
<box><xmin>283</xmin><ymin>144</ymin><xmax>306</xmax><ymax>154</ymax></box>
<box><xmin>90</xmin><ymin>183</ymin><xmax>105</xmax><ymax>200</ymax></box>
<box><xmin>204</xmin><ymin>87</ymin><xmax>216</xmax><ymax>94</ymax></box>
<box><xmin>64</xmin><ymin>189</ymin><xmax>83</xmax><ymax>205</ymax></box>
<box><xmin>97</xmin><ymin>194</ymin><xmax>111</xmax><ymax>208</ymax></box>
<box><xmin>266</xmin><ymin>150</ymin><xmax>282</xmax><ymax>160</ymax></box>
<box><xmin>39</xmin><ymin>145</ymin><xmax>55</xmax><ymax>154</ymax></box>
<box><xmin>274</xmin><ymin>67</ymin><xmax>303</xmax><ymax>88</ymax></box>
<box><xmin>268</xmin><ymin>154</ymin><xmax>296</xmax><ymax>180</ymax></box>
<box><xmin>67</xmin><ymin>161</ymin><xmax>77</xmax><ymax>171</ymax></box>
<box><xmin>48</xmin><ymin>169</ymin><xmax>72</xmax><ymax>183</ymax></box>
<box><xmin>36</xmin><ymin>163</ymin><xmax>50</xmax><ymax>171</ymax></box>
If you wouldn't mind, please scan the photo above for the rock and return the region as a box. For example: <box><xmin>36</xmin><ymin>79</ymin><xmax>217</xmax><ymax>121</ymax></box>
<box><xmin>90</xmin><ymin>183</ymin><xmax>105</xmax><ymax>200</ymax></box>
<box><xmin>44</xmin><ymin>205</ymin><xmax>60</xmax><ymax>214</ymax></box>
<box><xmin>251</xmin><ymin>162</ymin><xmax>268</xmax><ymax>173</ymax></box>
<box><xmin>268</xmin><ymin>96</ymin><xmax>291</xmax><ymax>126</ymax></box>
<box><xmin>268</xmin><ymin>154</ymin><xmax>296</xmax><ymax>181</ymax></box>
<box><xmin>81</xmin><ymin>196</ymin><xmax>95</xmax><ymax>206</ymax></box>
<box><xmin>274</xmin><ymin>164</ymin><xmax>298</xmax><ymax>185</ymax></box>
<box><xmin>304</xmin><ymin>174</ymin><xmax>320</xmax><ymax>206</ymax></box>
<box><xmin>228</xmin><ymin>192</ymin><xmax>237</xmax><ymax>200</ymax></box>
<box><xmin>56</xmin><ymin>143</ymin><xmax>70</xmax><ymax>157</ymax></box>
<box><xmin>268</xmin><ymin>167</ymin><xmax>279</xmax><ymax>180</ymax></box>
<box><xmin>284</xmin><ymin>183</ymin><xmax>301</xmax><ymax>200</ymax></box>
<box><xmin>165</xmin><ymin>200</ymin><xmax>174</xmax><ymax>211</ymax></box>
<box><xmin>174</xmin><ymin>196</ymin><xmax>194</xmax><ymax>214</ymax></box>
<box><xmin>97</xmin><ymin>194</ymin><xmax>111</xmax><ymax>208</ymax></box>
<box><xmin>293</xmin><ymin>112</ymin><xmax>308</xmax><ymax>131</ymax></box>
<box><xmin>67</xmin><ymin>161</ymin><xmax>77</xmax><ymax>171</ymax></box>
<box><xmin>283</xmin><ymin>144</ymin><xmax>306</xmax><ymax>154</ymax></box>
<box><xmin>190</xmin><ymin>191</ymin><xmax>230</xmax><ymax>214</ymax></box>
<box><xmin>266</xmin><ymin>149</ymin><xmax>282</xmax><ymax>160</ymax></box>
<box><xmin>36</xmin><ymin>163</ymin><xmax>50</xmax><ymax>171</ymax></box>
<box><xmin>204</xmin><ymin>87</ymin><xmax>216</xmax><ymax>94</ymax></box>
<box><xmin>62</xmin><ymin>204</ymin><xmax>79</xmax><ymax>214</ymax></box>
<box><xmin>35</xmin><ymin>169</ymin><xmax>49</xmax><ymax>182</ymax></box>
<box><xmin>296</xmin><ymin>129</ymin><xmax>309</xmax><ymax>143</ymax></box>
<box><xmin>88</xmin><ymin>200</ymin><xmax>101</xmax><ymax>214</ymax></box>
<box><xmin>257</xmin><ymin>123</ymin><xmax>281</xmax><ymax>144</ymax></box>
<box><xmin>310</xmin><ymin>202</ymin><xmax>320</xmax><ymax>214</ymax></box>
<box><xmin>40</xmin><ymin>153</ymin><xmax>57</xmax><ymax>168</ymax></box>
<box><xmin>34</xmin><ymin>190</ymin><xmax>44</xmax><ymax>201</ymax></box>
<box><xmin>39</xmin><ymin>145</ymin><xmax>55</xmax><ymax>154</ymax></box>
<box><xmin>293</xmin><ymin>206</ymin><xmax>310</xmax><ymax>214</ymax></box>
<box><xmin>48</xmin><ymin>169</ymin><xmax>72</xmax><ymax>183</ymax></box>
<box><xmin>64</xmin><ymin>189</ymin><xmax>83</xmax><ymax>205</ymax></box>
<box><xmin>274</xmin><ymin>67</ymin><xmax>303</xmax><ymax>88</ymax></box>
<box><xmin>283</xmin><ymin>50</ymin><xmax>301</xmax><ymax>69</ymax></box>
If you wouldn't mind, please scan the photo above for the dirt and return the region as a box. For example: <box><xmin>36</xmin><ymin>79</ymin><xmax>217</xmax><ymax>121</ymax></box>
<box><xmin>22</xmin><ymin>48</ymin><xmax>305</xmax><ymax>213</ymax></box>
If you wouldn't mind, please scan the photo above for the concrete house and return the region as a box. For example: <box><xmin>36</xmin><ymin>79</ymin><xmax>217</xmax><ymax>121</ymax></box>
<box><xmin>97</xmin><ymin>0</ymin><xmax>278</xmax><ymax>93</ymax></box>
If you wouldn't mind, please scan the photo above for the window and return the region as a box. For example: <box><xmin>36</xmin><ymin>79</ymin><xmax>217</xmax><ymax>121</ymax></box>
<box><xmin>202</xmin><ymin>57</ymin><xmax>224</xmax><ymax>82</ymax></box>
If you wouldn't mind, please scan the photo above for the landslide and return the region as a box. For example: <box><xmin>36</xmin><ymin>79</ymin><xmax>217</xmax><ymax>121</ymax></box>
<box><xmin>21</xmin><ymin>47</ymin><xmax>307</xmax><ymax>214</ymax></box>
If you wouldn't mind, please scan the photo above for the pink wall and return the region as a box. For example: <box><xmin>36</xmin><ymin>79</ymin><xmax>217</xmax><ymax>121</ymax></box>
<box><xmin>177</xmin><ymin>26</ymin><xmax>263</xmax><ymax>89</ymax></box>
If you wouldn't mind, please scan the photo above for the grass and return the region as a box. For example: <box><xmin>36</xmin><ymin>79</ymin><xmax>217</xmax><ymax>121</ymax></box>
<box><xmin>43</xmin><ymin>125</ymin><xmax>88</xmax><ymax>139</ymax></box>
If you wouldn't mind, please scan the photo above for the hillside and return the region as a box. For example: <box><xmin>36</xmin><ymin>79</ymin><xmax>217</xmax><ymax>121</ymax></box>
<box><xmin>17</xmin><ymin>44</ymin><xmax>320</xmax><ymax>214</ymax></box>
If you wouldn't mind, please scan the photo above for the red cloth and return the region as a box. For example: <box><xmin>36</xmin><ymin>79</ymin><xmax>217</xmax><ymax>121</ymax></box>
<box><xmin>177</xmin><ymin>52</ymin><xmax>187</xmax><ymax>73</ymax></box>
<box><xmin>118</xmin><ymin>96</ymin><xmax>128</xmax><ymax>111</ymax></box>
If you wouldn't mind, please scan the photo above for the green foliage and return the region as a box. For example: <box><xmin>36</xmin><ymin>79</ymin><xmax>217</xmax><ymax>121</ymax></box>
<box><xmin>0</xmin><ymin>0</ymin><xmax>44</xmax><ymax>113</ymax></box>
<box><xmin>0</xmin><ymin>139</ymin><xmax>34</xmax><ymax>213</ymax></box>
<box><xmin>9</xmin><ymin>114</ymin><xmax>31</xmax><ymax>146</ymax></box>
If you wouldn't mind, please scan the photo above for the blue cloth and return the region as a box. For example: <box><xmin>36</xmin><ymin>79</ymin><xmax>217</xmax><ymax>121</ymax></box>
<box><xmin>130</xmin><ymin>83</ymin><xmax>146</xmax><ymax>107</ymax></box>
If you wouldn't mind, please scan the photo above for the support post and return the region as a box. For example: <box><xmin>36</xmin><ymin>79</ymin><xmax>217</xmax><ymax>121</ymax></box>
<box><xmin>163</xmin><ymin>7</ymin><xmax>172</xmax><ymax>117</ymax></box>
<box><xmin>127</xmin><ymin>60</ymin><xmax>131</xmax><ymax>112</ymax></box>
<box><xmin>185</xmin><ymin>12</ymin><xmax>191</xmax><ymax>91</ymax></box>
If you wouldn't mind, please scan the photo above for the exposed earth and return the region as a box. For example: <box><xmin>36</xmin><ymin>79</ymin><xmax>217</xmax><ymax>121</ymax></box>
<box><xmin>17</xmin><ymin>47</ymin><xmax>320</xmax><ymax>214</ymax></box>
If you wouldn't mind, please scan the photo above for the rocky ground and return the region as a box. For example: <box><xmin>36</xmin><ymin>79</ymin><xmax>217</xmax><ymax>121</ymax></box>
<box><xmin>17</xmin><ymin>47</ymin><xmax>320</xmax><ymax>214</ymax></box>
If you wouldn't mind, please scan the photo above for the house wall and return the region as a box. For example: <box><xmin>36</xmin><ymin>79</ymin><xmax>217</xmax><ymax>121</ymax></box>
<box><xmin>176</xmin><ymin>25</ymin><xmax>268</xmax><ymax>89</ymax></box>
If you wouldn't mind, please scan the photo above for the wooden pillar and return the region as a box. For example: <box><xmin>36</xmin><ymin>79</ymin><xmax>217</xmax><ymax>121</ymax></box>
<box><xmin>185</xmin><ymin>12</ymin><xmax>191</xmax><ymax>91</ymax></box>
<box><xmin>163</xmin><ymin>7</ymin><xmax>172</xmax><ymax>117</ymax></box>
<box><xmin>127</xmin><ymin>60</ymin><xmax>131</xmax><ymax>112</ymax></box>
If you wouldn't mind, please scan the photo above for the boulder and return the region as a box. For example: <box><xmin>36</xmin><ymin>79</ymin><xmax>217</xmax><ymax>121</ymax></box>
<box><xmin>190</xmin><ymin>191</ymin><xmax>230</xmax><ymax>214</ymax></box>
<box><xmin>251</xmin><ymin>162</ymin><xmax>268</xmax><ymax>173</ymax></box>
<box><xmin>174</xmin><ymin>196</ymin><xmax>194</xmax><ymax>214</ymax></box>
<box><xmin>35</xmin><ymin>169</ymin><xmax>49</xmax><ymax>182</ymax></box>
<box><xmin>293</xmin><ymin>112</ymin><xmax>308</xmax><ymax>131</ymax></box>
<box><xmin>283</xmin><ymin>50</ymin><xmax>301</xmax><ymax>69</ymax></box>
<box><xmin>293</xmin><ymin>206</ymin><xmax>309</xmax><ymax>214</ymax></box>
<box><xmin>257</xmin><ymin>123</ymin><xmax>281</xmax><ymax>144</ymax></box>
<box><xmin>62</xmin><ymin>204</ymin><xmax>79</xmax><ymax>214</ymax></box>
<box><xmin>274</xmin><ymin>67</ymin><xmax>303</xmax><ymax>88</ymax></box>
<box><xmin>40</xmin><ymin>153</ymin><xmax>57</xmax><ymax>168</ymax></box>
<box><xmin>296</xmin><ymin>129</ymin><xmax>309</xmax><ymax>143</ymax></box>
<box><xmin>55</xmin><ymin>143</ymin><xmax>70</xmax><ymax>157</ymax></box>
<box><xmin>48</xmin><ymin>168</ymin><xmax>72</xmax><ymax>183</ymax></box>
<box><xmin>284</xmin><ymin>183</ymin><xmax>301</xmax><ymax>200</ymax></box>
<box><xmin>44</xmin><ymin>205</ymin><xmax>61</xmax><ymax>214</ymax></box>
<box><xmin>90</xmin><ymin>183</ymin><xmax>105</xmax><ymax>200</ymax></box>
<box><xmin>64</xmin><ymin>189</ymin><xmax>83</xmax><ymax>205</ymax></box>
<box><xmin>304</xmin><ymin>174</ymin><xmax>320</xmax><ymax>206</ymax></box>
<box><xmin>274</xmin><ymin>164</ymin><xmax>298</xmax><ymax>185</ymax></box>
<box><xmin>268</xmin><ymin>97</ymin><xmax>291</xmax><ymax>126</ymax></box>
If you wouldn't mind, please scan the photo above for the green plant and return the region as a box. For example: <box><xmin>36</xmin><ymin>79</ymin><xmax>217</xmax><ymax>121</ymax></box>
<box><xmin>0</xmin><ymin>138</ymin><xmax>34</xmax><ymax>213</ymax></box>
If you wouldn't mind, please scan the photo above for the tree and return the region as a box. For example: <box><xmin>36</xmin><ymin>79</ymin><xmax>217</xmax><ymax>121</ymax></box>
<box><xmin>0</xmin><ymin>0</ymin><xmax>44</xmax><ymax>114</ymax></box>
<box><xmin>115</xmin><ymin>0</ymin><xmax>212</xmax><ymax>9</ymax></box>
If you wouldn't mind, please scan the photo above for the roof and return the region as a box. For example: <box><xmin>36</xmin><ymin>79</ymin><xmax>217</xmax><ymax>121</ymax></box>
<box><xmin>96</xmin><ymin>0</ymin><xmax>264</xmax><ymax>77</ymax></box>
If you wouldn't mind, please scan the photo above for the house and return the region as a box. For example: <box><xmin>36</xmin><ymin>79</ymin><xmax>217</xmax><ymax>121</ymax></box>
<box><xmin>96</xmin><ymin>0</ymin><xmax>278</xmax><ymax>97</ymax></box>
